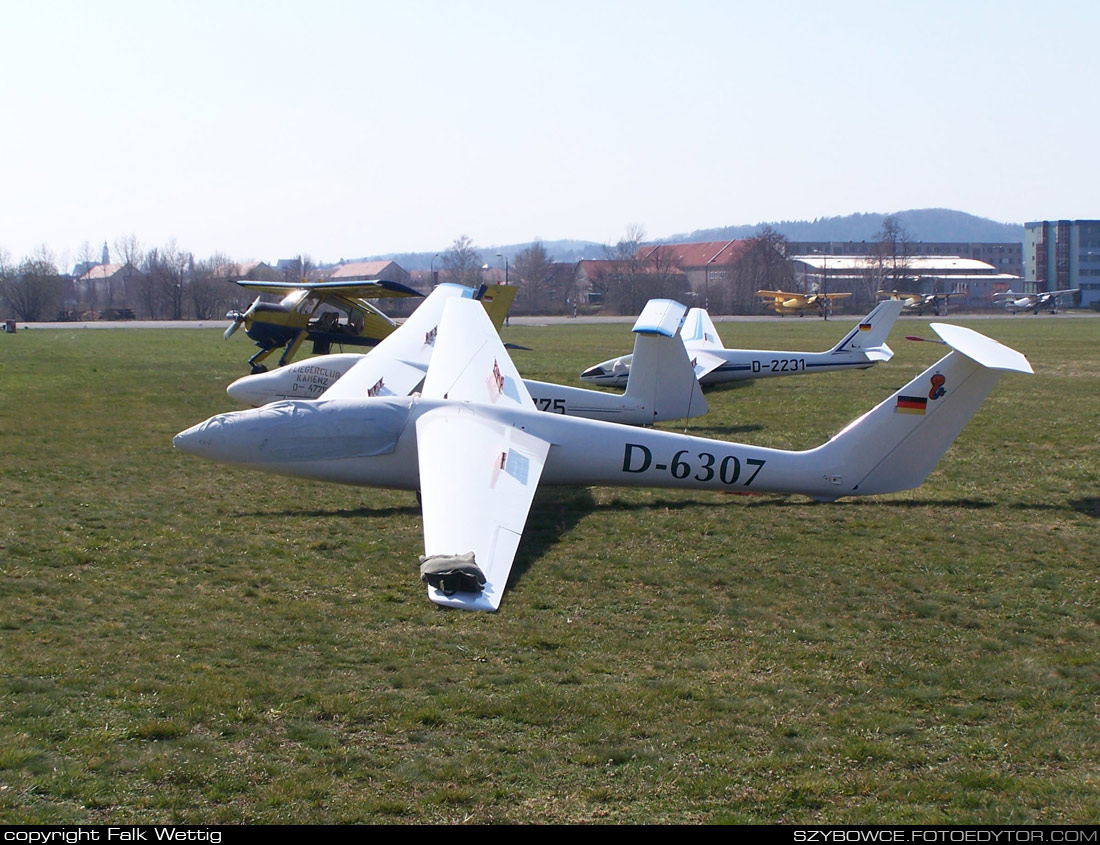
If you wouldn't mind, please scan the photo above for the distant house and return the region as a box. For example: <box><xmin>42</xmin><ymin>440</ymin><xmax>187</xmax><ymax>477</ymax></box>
<box><xmin>639</xmin><ymin>240</ymin><xmax>760</xmax><ymax>301</ymax></box>
<box><xmin>231</xmin><ymin>261</ymin><xmax>280</xmax><ymax>282</ymax></box>
<box><xmin>329</xmin><ymin>260</ymin><xmax>411</xmax><ymax>286</ymax></box>
<box><xmin>75</xmin><ymin>262</ymin><xmax>144</xmax><ymax>316</ymax></box>
<box><xmin>632</xmin><ymin>239</ymin><xmax>789</xmax><ymax>314</ymax></box>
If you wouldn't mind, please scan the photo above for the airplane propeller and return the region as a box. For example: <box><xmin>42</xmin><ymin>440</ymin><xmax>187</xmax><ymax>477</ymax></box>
<box><xmin>224</xmin><ymin>296</ymin><xmax>261</xmax><ymax>340</ymax></box>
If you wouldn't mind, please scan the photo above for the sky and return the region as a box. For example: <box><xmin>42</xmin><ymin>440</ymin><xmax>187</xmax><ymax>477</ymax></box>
<box><xmin>2</xmin><ymin>0</ymin><xmax>1098</xmax><ymax>268</ymax></box>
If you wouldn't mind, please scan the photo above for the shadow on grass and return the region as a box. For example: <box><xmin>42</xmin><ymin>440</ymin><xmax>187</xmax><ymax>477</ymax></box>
<box><xmin>1069</xmin><ymin>497</ymin><xmax>1100</xmax><ymax>518</ymax></box>
<box><xmin>232</xmin><ymin>502</ymin><xmax>421</xmax><ymax>519</ymax></box>
<box><xmin>509</xmin><ymin>487</ymin><xmax>598</xmax><ymax>586</ymax></box>
<box><xmin>675</xmin><ymin>423</ymin><xmax>765</xmax><ymax>437</ymax></box>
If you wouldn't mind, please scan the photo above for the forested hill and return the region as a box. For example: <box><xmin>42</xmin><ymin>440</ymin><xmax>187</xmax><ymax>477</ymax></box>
<box><xmin>669</xmin><ymin>208</ymin><xmax>1024</xmax><ymax>244</ymax></box>
<box><xmin>359</xmin><ymin>209</ymin><xmax>1025</xmax><ymax>269</ymax></box>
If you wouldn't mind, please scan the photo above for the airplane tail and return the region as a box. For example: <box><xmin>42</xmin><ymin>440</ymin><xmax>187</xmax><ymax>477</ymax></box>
<box><xmin>476</xmin><ymin>283</ymin><xmax>518</xmax><ymax>330</ymax></box>
<box><xmin>622</xmin><ymin>300</ymin><xmax>708</xmax><ymax>421</ymax></box>
<box><xmin>827</xmin><ymin>299</ymin><xmax>904</xmax><ymax>361</ymax></box>
<box><xmin>808</xmin><ymin>324</ymin><xmax>1031</xmax><ymax>498</ymax></box>
<box><xmin>680</xmin><ymin>307</ymin><xmax>724</xmax><ymax>348</ymax></box>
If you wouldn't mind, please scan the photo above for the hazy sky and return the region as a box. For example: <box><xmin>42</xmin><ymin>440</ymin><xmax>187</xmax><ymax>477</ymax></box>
<box><xmin>2</xmin><ymin>0</ymin><xmax>1097</xmax><ymax>267</ymax></box>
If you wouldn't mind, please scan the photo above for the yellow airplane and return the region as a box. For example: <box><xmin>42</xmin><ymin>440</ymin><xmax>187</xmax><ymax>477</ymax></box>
<box><xmin>877</xmin><ymin>290</ymin><xmax>954</xmax><ymax>316</ymax></box>
<box><xmin>225</xmin><ymin>280</ymin><xmax>517</xmax><ymax>372</ymax></box>
<box><xmin>756</xmin><ymin>289</ymin><xmax>852</xmax><ymax>317</ymax></box>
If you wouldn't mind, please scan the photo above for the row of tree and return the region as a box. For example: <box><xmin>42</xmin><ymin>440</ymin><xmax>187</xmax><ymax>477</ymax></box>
<box><xmin>0</xmin><ymin>239</ymin><xmax>292</xmax><ymax>321</ymax></box>
<box><xmin>2</xmin><ymin>218</ymin><xmax>916</xmax><ymax>321</ymax></box>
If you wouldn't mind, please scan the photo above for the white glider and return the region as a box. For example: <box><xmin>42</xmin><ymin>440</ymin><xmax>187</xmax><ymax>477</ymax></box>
<box><xmin>176</xmin><ymin>298</ymin><xmax>1032</xmax><ymax>613</ymax></box>
<box><xmin>580</xmin><ymin>299</ymin><xmax>904</xmax><ymax>389</ymax></box>
<box><xmin>227</xmin><ymin>284</ymin><xmax>707</xmax><ymax>426</ymax></box>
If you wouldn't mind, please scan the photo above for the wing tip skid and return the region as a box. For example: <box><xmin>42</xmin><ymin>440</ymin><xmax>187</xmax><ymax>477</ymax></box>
<box><xmin>930</xmin><ymin>323</ymin><xmax>1033</xmax><ymax>374</ymax></box>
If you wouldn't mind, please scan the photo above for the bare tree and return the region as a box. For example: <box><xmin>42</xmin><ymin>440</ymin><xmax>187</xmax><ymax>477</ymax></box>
<box><xmin>282</xmin><ymin>254</ymin><xmax>316</xmax><ymax>283</ymax></box>
<box><xmin>0</xmin><ymin>246</ymin><xmax>66</xmax><ymax>321</ymax></box>
<box><xmin>860</xmin><ymin>215</ymin><xmax>912</xmax><ymax>307</ymax></box>
<box><xmin>728</xmin><ymin>227</ymin><xmax>795</xmax><ymax>314</ymax></box>
<box><xmin>512</xmin><ymin>241</ymin><xmax>555</xmax><ymax>313</ymax></box>
<box><xmin>191</xmin><ymin>253</ymin><xmax>236</xmax><ymax>319</ymax></box>
<box><xmin>143</xmin><ymin>241</ymin><xmax>192</xmax><ymax>319</ymax></box>
<box><xmin>74</xmin><ymin>241</ymin><xmax>100</xmax><ymax>312</ymax></box>
<box><xmin>602</xmin><ymin>224</ymin><xmax>648</xmax><ymax>314</ymax></box>
<box><xmin>442</xmin><ymin>235</ymin><xmax>483</xmax><ymax>287</ymax></box>
<box><xmin>113</xmin><ymin>234</ymin><xmax>144</xmax><ymax>314</ymax></box>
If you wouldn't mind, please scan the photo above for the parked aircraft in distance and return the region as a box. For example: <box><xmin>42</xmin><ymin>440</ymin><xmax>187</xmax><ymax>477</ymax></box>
<box><xmin>224</xmin><ymin>279</ymin><xmax>425</xmax><ymax>372</ymax></box>
<box><xmin>757</xmin><ymin>289</ymin><xmax>852</xmax><ymax>317</ymax></box>
<box><xmin>227</xmin><ymin>285</ymin><xmax>707</xmax><ymax>426</ymax></box>
<box><xmin>580</xmin><ymin>300</ymin><xmax>903</xmax><ymax>390</ymax></box>
<box><xmin>176</xmin><ymin>298</ymin><xmax>1032</xmax><ymax>612</ymax></box>
<box><xmin>993</xmin><ymin>288</ymin><xmax>1079</xmax><ymax>314</ymax></box>
<box><xmin>877</xmin><ymin>290</ymin><xmax>955</xmax><ymax>316</ymax></box>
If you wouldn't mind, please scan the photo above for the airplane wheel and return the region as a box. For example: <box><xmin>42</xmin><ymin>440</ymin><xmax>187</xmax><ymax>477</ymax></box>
<box><xmin>250</xmin><ymin>364</ymin><xmax>268</xmax><ymax>374</ymax></box>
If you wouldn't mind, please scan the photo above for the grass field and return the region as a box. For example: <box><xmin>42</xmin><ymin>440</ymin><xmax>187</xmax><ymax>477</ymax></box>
<box><xmin>1</xmin><ymin>315</ymin><xmax>1098</xmax><ymax>824</ymax></box>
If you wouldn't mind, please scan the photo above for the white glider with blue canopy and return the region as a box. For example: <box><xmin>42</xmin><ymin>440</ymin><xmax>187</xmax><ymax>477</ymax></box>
<box><xmin>581</xmin><ymin>299</ymin><xmax>903</xmax><ymax>389</ymax></box>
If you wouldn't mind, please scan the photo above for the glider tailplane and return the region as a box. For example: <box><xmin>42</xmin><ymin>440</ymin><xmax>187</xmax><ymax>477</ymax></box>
<box><xmin>814</xmin><ymin>324</ymin><xmax>1031</xmax><ymax>498</ymax></box>
<box><xmin>828</xmin><ymin>299</ymin><xmax>904</xmax><ymax>361</ymax></box>
<box><xmin>623</xmin><ymin>299</ymin><xmax>708</xmax><ymax>421</ymax></box>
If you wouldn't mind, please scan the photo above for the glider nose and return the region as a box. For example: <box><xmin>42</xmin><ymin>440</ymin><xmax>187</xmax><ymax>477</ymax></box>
<box><xmin>227</xmin><ymin>371</ymin><xmax>281</xmax><ymax>406</ymax></box>
<box><xmin>173</xmin><ymin>419</ymin><xmax>212</xmax><ymax>457</ymax></box>
<box><xmin>173</xmin><ymin>412</ymin><xmax>254</xmax><ymax>463</ymax></box>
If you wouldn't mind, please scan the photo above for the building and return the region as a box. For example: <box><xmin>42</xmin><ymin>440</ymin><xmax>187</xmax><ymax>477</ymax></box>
<box><xmin>789</xmin><ymin>255</ymin><xmax>1019</xmax><ymax>310</ymax></box>
<box><xmin>1024</xmin><ymin>220</ymin><xmax>1099</xmax><ymax>309</ymax></box>
<box><xmin>329</xmin><ymin>260</ymin><xmax>411</xmax><ymax>286</ymax></box>
<box><xmin>788</xmin><ymin>241</ymin><xmax>1023</xmax><ymax>278</ymax></box>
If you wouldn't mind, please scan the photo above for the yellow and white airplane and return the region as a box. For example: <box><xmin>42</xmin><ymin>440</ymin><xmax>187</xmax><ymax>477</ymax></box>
<box><xmin>224</xmin><ymin>279</ymin><xmax>425</xmax><ymax>372</ymax></box>
<box><xmin>757</xmin><ymin>289</ymin><xmax>852</xmax><ymax>317</ymax></box>
<box><xmin>177</xmin><ymin>298</ymin><xmax>1031</xmax><ymax>612</ymax></box>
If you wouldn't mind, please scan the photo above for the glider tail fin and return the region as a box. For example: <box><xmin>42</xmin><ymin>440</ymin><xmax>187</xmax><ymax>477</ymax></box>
<box><xmin>680</xmin><ymin>307</ymin><xmax>724</xmax><ymax>348</ymax></box>
<box><xmin>623</xmin><ymin>299</ymin><xmax>708</xmax><ymax>421</ymax></box>
<box><xmin>828</xmin><ymin>299</ymin><xmax>904</xmax><ymax>361</ymax></box>
<box><xmin>813</xmin><ymin>324</ymin><xmax>1031</xmax><ymax>498</ymax></box>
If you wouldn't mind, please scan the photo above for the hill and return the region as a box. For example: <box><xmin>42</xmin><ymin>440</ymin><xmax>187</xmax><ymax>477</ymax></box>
<box><xmin>670</xmin><ymin>208</ymin><xmax>1024</xmax><ymax>244</ymax></box>
<box><xmin>349</xmin><ymin>209</ymin><xmax>1025</xmax><ymax>271</ymax></box>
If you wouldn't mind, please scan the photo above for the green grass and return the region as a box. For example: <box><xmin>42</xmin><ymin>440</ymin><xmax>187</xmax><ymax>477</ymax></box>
<box><xmin>1</xmin><ymin>315</ymin><xmax>1098</xmax><ymax>823</ymax></box>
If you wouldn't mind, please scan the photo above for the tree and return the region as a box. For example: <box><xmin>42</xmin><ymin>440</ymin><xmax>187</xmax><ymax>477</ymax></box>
<box><xmin>512</xmin><ymin>241</ymin><xmax>555</xmax><ymax>313</ymax></box>
<box><xmin>0</xmin><ymin>247</ymin><xmax>66</xmax><ymax>321</ymax></box>
<box><xmin>142</xmin><ymin>241</ymin><xmax>191</xmax><ymax>319</ymax></box>
<box><xmin>191</xmin><ymin>253</ymin><xmax>235</xmax><ymax>320</ymax></box>
<box><xmin>602</xmin><ymin>224</ymin><xmax>648</xmax><ymax>314</ymax></box>
<box><xmin>282</xmin><ymin>254</ymin><xmax>316</xmax><ymax>283</ymax></box>
<box><xmin>113</xmin><ymin>234</ymin><xmax>144</xmax><ymax>314</ymax></box>
<box><xmin>860</xmin><ymin>215</ymin><xmax>912</xmax><ymax>306</ymax></box>
<box><xmin>729</xmin><ymin>226</ymin><xmax>795</xmax><ymax>314</ymax></box>
<box><xmin>442</xmin><ymin>236</ymin><xmax>483</xmax><ymax>287</ymax></box>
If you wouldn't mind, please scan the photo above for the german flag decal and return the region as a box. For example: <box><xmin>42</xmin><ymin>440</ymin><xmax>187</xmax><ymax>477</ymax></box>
<box><xmin>858</xmin><ymin>322</ymin><xmax>872</xmax><ymax>331</ymax></box>
<box><xmin>895</xmin><ymin>395</ymin><xmax>928</xmax><ymax>415</ymax></box>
